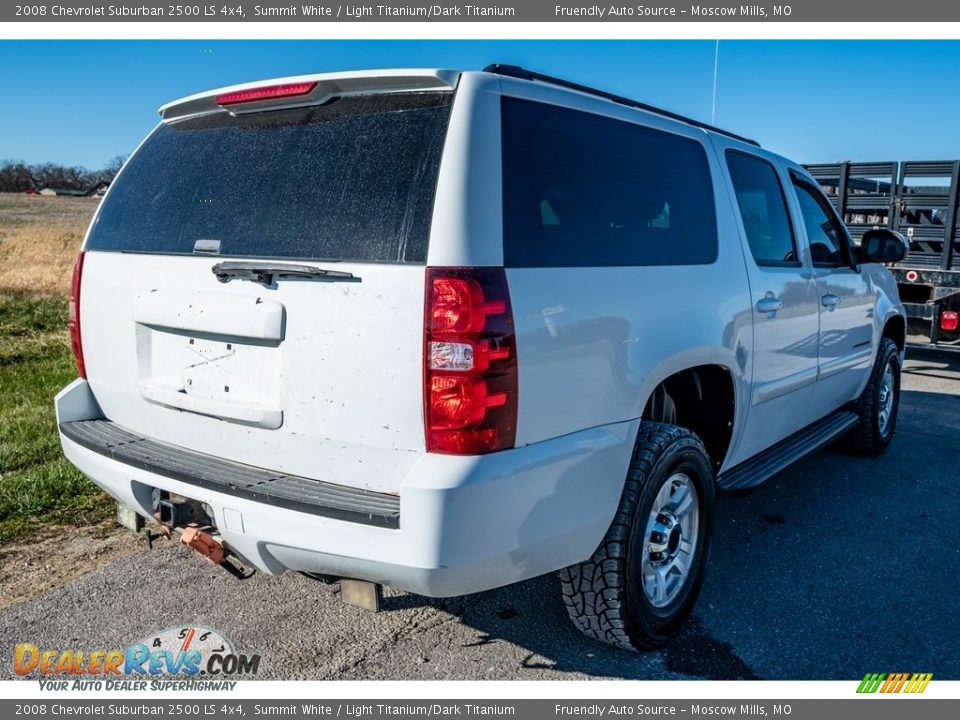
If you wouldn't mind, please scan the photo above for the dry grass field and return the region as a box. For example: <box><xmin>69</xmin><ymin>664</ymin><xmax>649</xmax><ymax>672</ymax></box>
<box><xmin>0</xmin><ymin>193</ymin><xmax>110</xmax><ymax>543</ymax></box>
<box><xmin>0</xmin><ymin>194</ymin><xmax>96</xmax><ymax>295</ymax></box>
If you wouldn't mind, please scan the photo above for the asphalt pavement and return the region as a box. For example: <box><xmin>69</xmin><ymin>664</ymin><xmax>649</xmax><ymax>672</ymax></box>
<box><xmin>2</xmin><ymin>352</ymin><xmax>958</xmax><ymax>681</ymax></box>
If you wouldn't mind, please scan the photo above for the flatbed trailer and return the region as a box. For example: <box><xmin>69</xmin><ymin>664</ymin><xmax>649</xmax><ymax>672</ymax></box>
<box><xmin>805</xmin><ymin>160</ymin><xmax>960</xmax><ymax>351</ymax></box>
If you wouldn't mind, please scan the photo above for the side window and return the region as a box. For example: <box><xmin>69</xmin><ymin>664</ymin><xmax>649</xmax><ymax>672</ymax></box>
<box><xmin>725</xmin><ymin>150</ymin><xmax>799</xmax><ymax>268</ymax></box>
<box><xmin>501</xmin><ymin>98</ymin><xmax>718</xmax><ymax>267</ymax></box>
<box><xmin>791</xmin><ymin>176</ymin><xmax>851</xmax><ymax>267</ymax></box>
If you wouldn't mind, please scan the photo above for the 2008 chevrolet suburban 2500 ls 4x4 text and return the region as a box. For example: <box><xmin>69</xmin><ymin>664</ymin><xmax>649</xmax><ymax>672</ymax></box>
<box><xmin>56</xmin><ymin>65</ymin><xmax>908</xmax><ymax>650</ymax></box>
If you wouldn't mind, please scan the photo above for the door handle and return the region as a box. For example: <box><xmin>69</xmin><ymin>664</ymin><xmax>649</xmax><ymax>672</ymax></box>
<box><xmin>821</xmin><ymin>294</ymin><xmax>841</xmax><ymax>308</ymax></box>
<box><xmin>756</xmin><ymin>296</ymin><xmax>784</xmax><ymax>314</ymax></box>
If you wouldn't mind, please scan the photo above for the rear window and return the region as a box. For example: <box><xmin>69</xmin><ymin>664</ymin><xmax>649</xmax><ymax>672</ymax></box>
<box><xmin>501</xmin><ymin>97</ymin><xmax>718</xmax><ymax>267</ymax></box>
<box><xmin>87</xmin><ymin>92</ymin><xmax>452</xmax><ymax>263</ymax></box>
<box><xmin>725</xmin><ymin>150</ymin><xmax>800</xmax><ymax>268</ymax></box>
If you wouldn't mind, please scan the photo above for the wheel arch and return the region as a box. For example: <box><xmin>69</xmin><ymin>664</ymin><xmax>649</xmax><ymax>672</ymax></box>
<box><xmin>637</xmin><ymin>360</ymin><xmax>741</xmax><ymax>473</ymax></box>
<box><xmin>882</xmin><ymin>312</ymin><xmax>906</xmax><ymax>354</ymax></box>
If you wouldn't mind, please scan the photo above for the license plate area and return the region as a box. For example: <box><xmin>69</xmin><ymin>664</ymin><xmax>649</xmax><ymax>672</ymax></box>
<box><xmin>135</xmin><ymin>327</ymin><xmax>283</xmax><ymax>428</ymax></box>
<box><xmin>131</xmin><ymin>288</ymin><xmax>286</xmax><ymax>428</ymax></box>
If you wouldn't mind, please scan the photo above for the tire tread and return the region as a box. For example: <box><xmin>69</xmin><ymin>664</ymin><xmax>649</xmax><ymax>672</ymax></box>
<box><xmin>559</xmin><ymin>423</ymin><xmax>710</xmax><ymax>651</ymax></box>
<box><xmin>844</xmin><ymin>337</ymin><xmax>900</xmax><ymax>456</ymax></box>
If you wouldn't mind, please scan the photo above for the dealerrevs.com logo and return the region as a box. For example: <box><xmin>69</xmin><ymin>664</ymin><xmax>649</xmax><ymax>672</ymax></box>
<box><xmin>14</xmin><ymin>626</ymin><xmax>260</xmax><ymax>691</ymax></box>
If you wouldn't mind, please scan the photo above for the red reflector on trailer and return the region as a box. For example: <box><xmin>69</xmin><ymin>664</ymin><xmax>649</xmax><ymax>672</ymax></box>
<box><xmin>942</xmin><ymin>310</ymin><xmax>959</xmax><ymax>332</ymax></box>
<box><xmin>216</xmin><ymin>82</ymin><xmax>317</xmax><ymax>106</ymax></box>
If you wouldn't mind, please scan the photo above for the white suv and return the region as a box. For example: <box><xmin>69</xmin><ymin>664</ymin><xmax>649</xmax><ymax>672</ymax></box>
<box><xmin>56</xmin><ymin>65</ymin><xmax>907</xmax><ymax>650</ymax></box>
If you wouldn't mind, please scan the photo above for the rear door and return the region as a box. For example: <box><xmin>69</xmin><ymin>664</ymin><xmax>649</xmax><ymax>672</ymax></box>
<box><xmin>79</xmin><ymin>87</ymin><xmax>454</xmax><ymax>494</ymax></box>
<box><xmin>720</xmin><ymin>147</ymin><xmax>821</xmax><ymax>458</ymax></box>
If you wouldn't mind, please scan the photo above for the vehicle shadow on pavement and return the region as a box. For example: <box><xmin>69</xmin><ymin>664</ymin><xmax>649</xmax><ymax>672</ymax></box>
<box><xmin>376</xmin><ymin>574</ymin><xmax>759</xmax><ymax>680</ymax></box>
<box><xmin>372</xmin><ymin>366</ymin><xmax>960</xmax><ymax>680</ymax></box>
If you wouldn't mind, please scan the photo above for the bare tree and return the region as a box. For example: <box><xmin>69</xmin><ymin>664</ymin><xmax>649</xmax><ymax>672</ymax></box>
<box><xmin>0</xmin><ymin>157</ymin><xmax>128</xmax><ymax>193</ymax></box>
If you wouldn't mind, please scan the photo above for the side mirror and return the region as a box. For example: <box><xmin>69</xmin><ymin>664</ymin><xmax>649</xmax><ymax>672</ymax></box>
<box><xmin>859</xmin><ymin>229</ymin><xmax>907</xmax><ymax>264</ymax></box>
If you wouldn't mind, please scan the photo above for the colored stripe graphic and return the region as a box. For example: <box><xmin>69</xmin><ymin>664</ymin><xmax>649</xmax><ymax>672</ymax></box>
<box><xmin>857</xmin><ymin>672</ymin><xmax>932</xmax><ymax>693</ymax></box>
<box><xmin>882</xmin><ymin>672</ymin><xmax>907</xmax><ymax>693</ymax></box>
<box><xmin>857</xmin><ymin>673</ymin><xmax>885</xmax><ymax>693</ymax></box>
<box><xmin>892</xmin><ymin>673</ymin><xmax>909</xmax><ymax>693</ymax></box>
<box><xmin>906</xmin><ymin>673</ymin><xmax>933</xmax><ymax>693</ymax></box>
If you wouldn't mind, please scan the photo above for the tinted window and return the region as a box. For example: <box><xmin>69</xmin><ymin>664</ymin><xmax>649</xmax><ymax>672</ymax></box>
<box><xmin>501</xmin><ymin>98</ymin><xmax>717</xmax><ymax>267</ymax></box>
<box><xmin>87</xmin><ymin>92</ymin><xmax>452</xmax><ymax>263</ymax></box>
<box><xmin>725</xmin><ymin>151</ymin><xmax>798</xmax><ymax>267</ymax></box>
<box><xmin>792</xmin><ymin>178</ymin><xmax>849</xmax><ymax>267</ymax></box>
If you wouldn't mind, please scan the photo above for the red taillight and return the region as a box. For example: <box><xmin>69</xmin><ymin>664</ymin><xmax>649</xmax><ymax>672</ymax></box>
<box><xmin>430</xmin><ymin>276</ymin><xmax>507</xmax><ymax>334</ymax></box>
<box><xmin>216</xmin><ymin>81</ymin><xmax>317</xmax><ymax>106</ymax></box>
<box><xmin>428</xmin><ymin>376</ymin><xmax>507</xmax><ymax>430</ymax></box>
<box><xmin>69</xmin><ymin>251</ymin><xmax>86</xmax><ymax>379</ymax></box>
<box><xmin>425</xmin><ymin>268</ymin><xmax>517</xmax><ymax>454</ymax></box>
<box><xmin>942</xmin><ymin>310</ymin><xmax>959</xmax><ymax>332</ymax></box>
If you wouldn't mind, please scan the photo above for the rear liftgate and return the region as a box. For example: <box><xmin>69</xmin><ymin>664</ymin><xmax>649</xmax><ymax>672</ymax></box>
<box><xmin>89</xmin><ymin>74</ymin><xmax>458</xmax><ymax>609</ymax></box>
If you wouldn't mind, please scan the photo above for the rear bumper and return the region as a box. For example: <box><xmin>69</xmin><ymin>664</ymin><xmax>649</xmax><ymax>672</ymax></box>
<box><xmin>60</xmin><ymin>419</ymin><xmax>401</xmax><ymax>529</ymax></box>
<box><xmin>56</xmin><ymin>379</ymin><xmax>637</xmax><ymax>597</ymax></box>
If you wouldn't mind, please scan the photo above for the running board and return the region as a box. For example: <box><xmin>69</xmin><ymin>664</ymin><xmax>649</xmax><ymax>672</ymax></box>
<box><xmin>717</xmin><ymin>409</ymin><xmax>859</xmax><ymax>491</ymax></box>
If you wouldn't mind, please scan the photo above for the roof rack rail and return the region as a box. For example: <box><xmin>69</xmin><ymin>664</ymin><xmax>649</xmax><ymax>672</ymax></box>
<box><xmin>483</xmin><ymin>63</ymin><xmax>760</xmax><ymax>147</ymax></box>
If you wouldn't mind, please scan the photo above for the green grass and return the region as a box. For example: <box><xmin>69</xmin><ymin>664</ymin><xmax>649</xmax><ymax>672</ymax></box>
<box><xmin>0</xmin><ymin>292</ymin><xmax>111</xmax><ymax>543</ymax></box>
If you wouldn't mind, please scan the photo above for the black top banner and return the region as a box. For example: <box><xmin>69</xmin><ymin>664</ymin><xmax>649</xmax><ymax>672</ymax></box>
<box><xmin>5</xmin><ymin>0</ymin><xmax>959</xmax><ymax>22</ymax></box>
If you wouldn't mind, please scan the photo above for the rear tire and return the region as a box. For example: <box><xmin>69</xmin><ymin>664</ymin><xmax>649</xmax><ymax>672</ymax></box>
<box><xmin>843</xmin><ymin>337</ymin><xmax>901</xmax><ymax>456</ymax></box>
<box><xmin>559</xmin><ymin>423</ymin><xmax>715</xmax><ymax>651</ymax></box>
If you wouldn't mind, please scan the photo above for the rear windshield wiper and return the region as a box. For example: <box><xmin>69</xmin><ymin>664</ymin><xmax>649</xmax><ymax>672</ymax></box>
<box><xmin>212</xmin><ymin>261</ymin><xmax>357</xmax><ymax>285</ymax></box>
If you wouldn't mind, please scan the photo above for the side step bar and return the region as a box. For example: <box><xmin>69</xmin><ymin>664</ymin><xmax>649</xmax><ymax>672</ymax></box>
<box><xmin>717</xmin><ymin>409</ymin><xmax>859</xmax><ymax>491</ymax></box>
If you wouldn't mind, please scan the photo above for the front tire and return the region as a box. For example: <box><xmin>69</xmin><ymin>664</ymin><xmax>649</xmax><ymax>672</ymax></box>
<box><xmin>844</xmin><ymin>337</ymin><xmax>901</xmax><ymax>456</ymax></box>
<box><xmin>559</xmin><ymin>423</ymin><xmax>715</xmax><ymax>651</ymax></box>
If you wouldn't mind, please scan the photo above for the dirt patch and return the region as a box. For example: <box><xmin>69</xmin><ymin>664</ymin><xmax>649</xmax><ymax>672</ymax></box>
<box><xmin>0</xmin><ymin>520</ymin><xmax>172</xmax><ymax>610</ymax></box>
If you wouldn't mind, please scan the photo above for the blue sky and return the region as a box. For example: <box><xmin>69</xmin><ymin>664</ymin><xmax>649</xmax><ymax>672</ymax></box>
<box><xmin>2</xmin><ymin>40</ymin><xmax>959</xmax><ymax>169</ymax></box>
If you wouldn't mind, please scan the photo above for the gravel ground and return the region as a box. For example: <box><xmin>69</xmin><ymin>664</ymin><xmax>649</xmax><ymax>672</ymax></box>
<box><xmin>2</xmin><ymin>352</ymin><xmax>958</xmax><ymax>681</ymax></box>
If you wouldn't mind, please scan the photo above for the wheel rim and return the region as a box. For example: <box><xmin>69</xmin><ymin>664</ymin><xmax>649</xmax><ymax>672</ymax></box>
<box><xmin>640</xmin><ymin>472</ymin><xmax>700</xmax><ymax>608</ymax></box>
<box><xmin>877</xmin><ymin>362</ymin><xmax>896</xmax><ymax>436</ymax></box>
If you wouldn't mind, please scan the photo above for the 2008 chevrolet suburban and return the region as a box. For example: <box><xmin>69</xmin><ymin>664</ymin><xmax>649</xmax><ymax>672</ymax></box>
<box><xmin>56</xmin><ymin>65</ymin><xmax>908</xmax><ymax>650</ymax></box>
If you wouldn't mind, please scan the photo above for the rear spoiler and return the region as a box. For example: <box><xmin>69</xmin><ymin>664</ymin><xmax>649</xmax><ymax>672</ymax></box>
<box><xmin>158</xmin><ymin>69</ymin><xmax>460</xmax><ymax>122</ymax></box>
